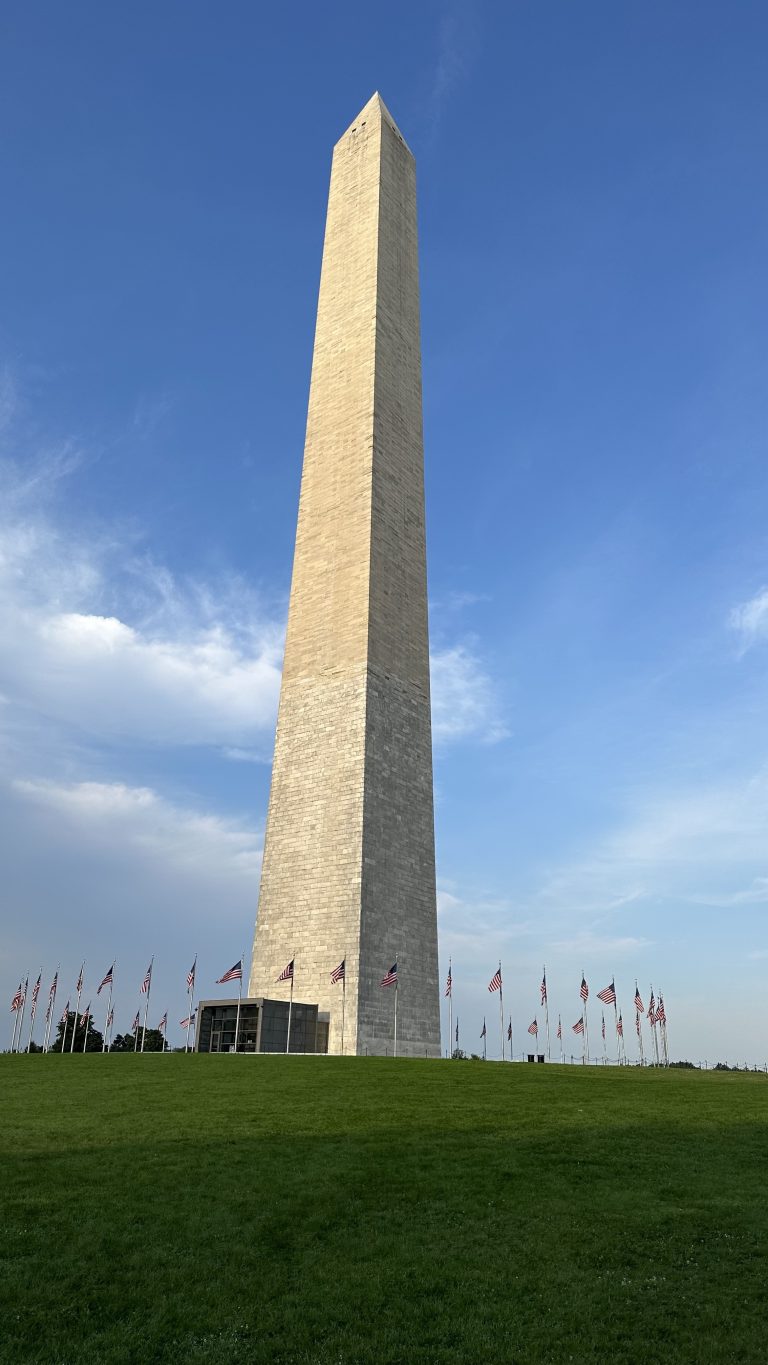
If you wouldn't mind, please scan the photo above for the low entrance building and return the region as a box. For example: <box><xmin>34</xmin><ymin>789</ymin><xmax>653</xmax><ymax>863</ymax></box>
<box><xmin>194</xmin><ymin>997</ymin><xmax>329</xmax><ymax>1054</ymax></box>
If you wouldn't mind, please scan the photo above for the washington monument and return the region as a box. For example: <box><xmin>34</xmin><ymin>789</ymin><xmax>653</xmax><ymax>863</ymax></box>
<box><xmin>249</xmin><ymin>93</ymin><xmax>440</xmax><ymax>1057</ymax></box>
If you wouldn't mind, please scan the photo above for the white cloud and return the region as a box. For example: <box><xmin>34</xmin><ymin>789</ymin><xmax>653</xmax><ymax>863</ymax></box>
<box><xmin>729</xmin><ymin>587</ymin><xmax>768</xmax><ymax>647</ymax></box>
<box><xmin>430</xmin><ymin>644</ymin><xmax>508</xmax><ymax>745</ymax></box>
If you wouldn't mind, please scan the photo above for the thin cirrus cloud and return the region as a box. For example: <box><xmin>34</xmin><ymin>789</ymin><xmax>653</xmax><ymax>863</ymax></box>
<box><xmin>730</xmin><ymin>587</ymin><xmax>768</xmax><ymax>648</ymax></box>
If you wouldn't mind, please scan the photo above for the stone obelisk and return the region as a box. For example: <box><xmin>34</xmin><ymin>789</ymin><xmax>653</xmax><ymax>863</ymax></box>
<box><xmin>249</xmin><ymin>93</ymin><xmax>440</xmax><ymax>1058</ymax></box>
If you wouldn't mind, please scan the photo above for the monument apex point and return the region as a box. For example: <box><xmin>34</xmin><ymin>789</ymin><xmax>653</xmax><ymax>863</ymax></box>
<box><xmin>337</xmin><ymin>91</ymin><xmax>412</xmax><ymax>154</ymax></box>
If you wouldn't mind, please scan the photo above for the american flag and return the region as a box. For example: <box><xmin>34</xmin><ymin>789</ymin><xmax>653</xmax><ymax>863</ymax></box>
<box><xmin>275</xmin><ymin>959</ymin><xmax>294</xmax><ymax>984</ymax></box>
<box><xmin>141</xmin><ymin>962</ymin><xmax>152</xmax><ymax>994</ymax></box>
<box><xmin>132</xmin><ymin>1010</ymin><xmax>140</xmax><ymax>1032</ymax></box>
<box><xmin>76</xmin><ymin>963</ymin><xmax>84</xmax><ymax>994</ymax></box>
<box><xmin>528</xmin><ymin>1019</ymin><xmax>538</xmax><ymax>1036</ymax></box>
<box><xmin>488</xmin><ymin>967</ymin><xmax>502</xmax><ymax>993</ymax></box>
<box><xmin>30</xmin><ymin>995</ymin><xmax>37</xmax><ymax>1022</ymax></box>
<box><xmin>80</xmin><ymin>1003</ymin><xmax>91</xmax><ymax>1025</ymax></box>
<box><xmin>445</xmin><ymin>965</ymin><xmax>452</xmax><ymax>998</ymax></box>
<box><xmin>10</xmin><ymin>983</ymin><xmax>23</xmax><ymax>1012</ymax></box>
<box><xmin>330</xmin><ymin>959</ymin><xmax>345</xmax><ymax>985</ymax></box>
<box><xmin>617</xmin><ymin>1013</ymin><xmax>624</xmax><ymax>1038</ymax></box>
<box><xmin>634</xmin><ymin>985</ymin><xmax>644</xmax><ymax>1014</ymax></box>
<box><xmin>187</xmin><ymin>958</ymin><xmax>196</xmax><ymax>991</ymax></box>
<box><xmin>597</xmin><ymin>981</ymin><xmax>616</xmax><ymax>1005</ymax></box>
<box><xmin>580</xmin><ymin>976</ymin><xmax>589</xmax><ymax>1002</ymax></box>
<box><xmin>540</xmin><ymin>973</ymin><xmax>547</xmax><ymax>1005</ymax></box>
<box><xmin>455</xmin><ymin>1018</ymin><xmax>459</xmax><ymax>1043</ymax></box>
<box><xmin>49</xmin><ymin>971</ymin><xmax>58</xmax><ymax>999</ymax></box>
<box><xmin>657</xmin><ymin>997</ymin><xmax>667</xmax><ymax>1024</ymax></box>
<box><xmin>507</xmin><ymin>1020</ymin><xmax>512</xmax><ymax>1041</ymax></box>
<box><xmin>601</xmin><ymin>1013</ymin><xmax>606</xmax><ymax>1040</ymax></box>
<box><xmin>158</xmin><ymin>1012</ymin><xmax>167</xmax><ymax>1032</ymax></box>
<box><xmin>635</xmin><ymin>1011</ymin><xmax>641</xmax><ymax>1036</ymax></box>
<box><xmin>380</xmin><ymin>962</ymin><xmax>397</xmax><ymax>988</ymax></box>
<box><xmin>60</xmin><ymin>1000</ymin><xmax>70</xmax><ymax>1023</ymax></box>
<box><xmin>572</xmin><ymin>1017</ymin><xmax>584</xmax><ymax>1034</ymax></box>
<box><xmin>44</xmin><ymin>997</ymin><xmax>51</xmax><ymax>1023</ymax></box>
<box><xmin>106</xmin><ymin>1007</ymin><xmax>114</xmax><ymax>1029</ymax></box>
<box><xmin>32</xmin><ymin>973</ymin><xmax>41</xmax><ymax>1004</ymax></box>
<box><xmin>97</xmin><ymin>964</ymin><xmax>114</xmax><ymax>995</ymax></box>
<box><xmin>180</xmin><ymin>1012</ymin><xmax>196</xmax><ymax>1028</ymax></box>
<box><xmin>480</xmin><ymin>1018</ymin><xmax>486</xmax><ymax>1038</ymax></box>
<box><xmin>218</xmin><ymin>960</ymin><xmax>243</xmax><ymax>984</ymax></box>
<box><xmin>648</xmin><ymin>991</ymin><xmax>656</xmax><ymax>1022</ymax></box>
<box><xmin>557</xmin><ymin>1017</ymin><xmax>562</xmax><ymax>1040</ymax></box>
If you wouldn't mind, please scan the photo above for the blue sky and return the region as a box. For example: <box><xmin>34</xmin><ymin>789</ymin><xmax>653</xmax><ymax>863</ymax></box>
<box><xmin>1</xmin><ymin>1</ymin><xmax>767</xmax><ymax>1061</ymax></box>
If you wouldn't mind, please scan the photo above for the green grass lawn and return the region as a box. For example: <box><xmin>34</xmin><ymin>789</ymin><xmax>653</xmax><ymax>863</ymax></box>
<box><xmin>2</xmin><ymin>1057</ymin><xmax>767</xmax><ymax>1364</ymax></box>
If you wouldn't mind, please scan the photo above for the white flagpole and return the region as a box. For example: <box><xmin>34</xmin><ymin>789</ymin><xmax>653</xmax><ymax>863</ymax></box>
<box><xmin>508</xmin><ymin>1013</ymin><xmax>513</xmax><ymax>1062</ymax></box>
<box><xmin>186</xmin><ymin>957</ymin><xmax>196</xmax><ymax>1054</ymax></box>
<box><xmin>393</xmin><ymin>958</ymin><xmax>398</xmax><ymax>1059</ymax></box>
<box><xmin>559</xmin><ymin>1016</ymin><xmax>564</xmax><ymax>1064</ymax></box>
<box><xmin>543</xmin><ymin>966</ymin><xmax>550</xmax><ymax>1061</ymax></box>
<box><xmin>448</xmin><ymin>957</ymin><xmax>452</xmax><ymax>1061</ymax></box>
<box><xmin>61</xmin><ymin>1008</ymin><xmax>69</xmax><ymax>1052</ymax></box>
<box><xmin>341</xmin><ymin>955</ymin><xmax>346</xmax><ymax>1056</ymax></box>
<box><xmin>637</xmin><ymin>1012</ymin><xmax>644</xmax><ymax>1066</ymax></box>
<box><xmin>285</xmin><ymin>960</ymin><xmax>294</xmax><ymax>1055</ymax></box>
<box><xmin>650</xmin><ymin>984</ymin><xmax>659</xmax><ymax>1064</ymax></box>
<box><xmin>497</xmin><ymin>961</ymin><xmax>504</xmax><ymax>1062</ymax></box>
<box><xmin>234</xmin><ymin>953</ymin><xmax>243</xmax><ymax>1054</ymax></box>
<box><xmin>70</xmin><ymin>965</ymin><xmax>84</xmax><ymax>1054</ymax></box>
<box><xmin>44</xmin><ymin>972</ymin><xmax>58</xmax><ymax>1053</ymax></box>
<box><xmin>82</xmin><ymin>1005</ymin><xmax>90</xmax><ymax>1052</ymax></box>
<box><xmin>27</xmin><ymin>969</ymin><xmax>41</xmax><ymax>1052</ymax></box>
<box><xmin>102</xmin><ymin>968</ymin><xmax>114</xmax><ymax>1054</ymax></box>
<box><xmin>17</xmin><ymin>976</ymin><xmax>28</xmax><ymax>1056</ymax></box>
<box><xmin>10</xmin><ymin>1001</ymin><xmax>20</xmax><ymax>1053</ymax></box>
<box><xmin>141</xmin><ymin>957</ymin><xmax>153</xmax><ymax>1053</ymax></box>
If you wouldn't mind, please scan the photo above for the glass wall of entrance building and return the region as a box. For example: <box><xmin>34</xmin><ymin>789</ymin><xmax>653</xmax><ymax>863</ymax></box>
<box><xmin>195</xmin><ymin>998</ymin><xmax>329</xmax><ymax>1054</ymax></box>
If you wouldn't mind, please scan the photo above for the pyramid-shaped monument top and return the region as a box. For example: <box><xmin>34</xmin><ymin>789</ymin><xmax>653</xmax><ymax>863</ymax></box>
<box><xmin>338</xmin><ymin>92</ymin><xmax>412</xmax><ymax>154</ymax></box>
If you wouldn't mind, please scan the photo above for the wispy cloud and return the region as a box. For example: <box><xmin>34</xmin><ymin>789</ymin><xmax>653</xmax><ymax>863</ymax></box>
<box><xmin>729</xmin><ymin>586</ymin><xmax>768</xmax><ymax>649</ymax></box>
<box><xmin>424</xmin><ymin>4</ymin><xmax>479</xmax><ymax>145</ymax></box>
<box><xmin>430</xmin><ymin>643</ymin><xmax>509</xmax><ymax>746</ymax></box>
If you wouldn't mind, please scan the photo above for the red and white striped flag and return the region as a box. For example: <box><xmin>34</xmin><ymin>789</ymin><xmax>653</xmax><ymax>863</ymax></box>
<box><xmin>10</xmin><ymin>983</ymin><xmax>23</xmax><ymax>1013</ymax></box>
<box><xmin>634</xmin><ymin>984</ymin><xmax>644</xmax><ymax>1014</ymax></box>
<box><xmin>601</xmin><ymin>1013</ymin><xmax>606</xmax><ymax>1040</ymax></box>
<box><xmin>275</xmin><ymin>959</ymin><xmax>294</xmax><ymax>984</ymax></box>
<box><xmin>380</xmin><ymin>962</ymin><xmax>397</xmax><ymax>988</ymax></box>
<box><xmin>445</xmin><ymin>965</ymin><xmax>452</xmax><ymax>998</ymax></box>
<box><xmin>330</xmin><ymin>960</ymin><xmax>345</xmax><ymax>985</ymax></box>
<box><xmin>540</xmin><ymin>973</ymin><xmax>547</xmax><ymax>1005</ymax></box>
<box><xmin>132</xmin><ymin>1010</ymin><xmax>140</xmax><ymax>1032</ymax></box>
<box><xmin>141</xmin><ymin>962</ymin><xmax>152</xmax><ymax>994</ymax></box>
<box><xmin>488</xmin><ymin>967</ymin><xmax>502</xmax><ymax>993</ymax></box>
<box><xmin>597</xmin><ymin>981</ymin><xmax>616</xmax><ymax>1005</ymax></box>
<box><xmin>218</xmin><ymin>959</ymin><xmax>243</xmax><ymax>984</ymax></box>
<box><xmin>617</xmin><ymin>1013</ymin><xmax>624</xmax><ymax>1038</ymax></box>
<box><xmin>80</xmin><ymin>1003</ymin><xmax>91</xmax><ymax>1026</ymax></box>
<box><xmin>635</xmin><ymin>1011</ymin><xmax>641</xmax><ymax>1036</ymax></box>
<box><xmin>106</xmin><ymin>1007</ymin><xmax>114</xmax><ymax>1030</ymax></box>
<box><xmin>557</xmin><ymin>1016</ymin><xmax>562</xmax><ymax>1040</ymax></box>
<box><xmin>32</xmin><ymin>974</ymin><xmax>41</xmax><ymax>1004</ymax></box>
<box><xmin>187</xmin><ymin>958</ymin><xmax>196</xmax><ymax>991</ymax></box>
<box><xmin>49</xmin><ymin>972</ymin><xmax>58</xmax><ymax>1000</ymax></box>
<box><xmin>580</xmin><ymin>976</ymin><xmax>589</xmax><ymax>1002</ymax></box>
<box><xmin>527</xmin><ymin>1019</ymin><xmax>538</xmax><ymax>1036</ymax></box>
<box><xmin>180</xmin><ymin>1012</ymin><xmax>196</xmax><ymax>1028</ymax></box>
<box><xmin>76</xmin><ymin>963</ymin><xmax>84</xmax><ymax>994</ymax></box>
<box><xmin>97</xmin><ymin>964</ymin><xmax>114</xmax><ymax>995</ymax></box>
<box><xmin>158</xmin><ymin>1012</ymin><xmax>167</xmax><ymax>1032</ymax></box>
<box><xmin>572</xmin><ymin>1017</ymin><xmax>584</xmax><ymax>1034</ymax></box>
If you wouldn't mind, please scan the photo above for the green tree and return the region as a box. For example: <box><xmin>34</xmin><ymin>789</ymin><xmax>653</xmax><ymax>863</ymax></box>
<box><xmin>48</xmin><ymin>1011</ymin><xmax>104</xmax><ymax>1053</ymax></box>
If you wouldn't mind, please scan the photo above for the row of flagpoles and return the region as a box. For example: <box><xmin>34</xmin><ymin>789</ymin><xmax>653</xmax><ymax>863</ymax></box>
<box><xmin>9</xmin><ymin>955</ymin><xmax>669</xmax><ymax>1063</ymax></box>
<box><xmin>445</xmin><ymin>962</ymin><xmax>670</xmax><ymax>1064</ymax></box>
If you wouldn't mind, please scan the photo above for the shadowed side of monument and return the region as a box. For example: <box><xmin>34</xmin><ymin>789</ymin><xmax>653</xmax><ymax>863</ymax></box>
<box><xmin>249</xmin><ymin>94</ymin><xmax>440</xmax><ymax>1057</ymax></box>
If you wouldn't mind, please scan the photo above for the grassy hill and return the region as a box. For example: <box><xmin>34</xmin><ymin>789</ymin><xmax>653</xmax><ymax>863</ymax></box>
<box><xmin>2</xmin><ymin>1056</ymin><xmax>766</xmax><ymax>1364</ymax></box>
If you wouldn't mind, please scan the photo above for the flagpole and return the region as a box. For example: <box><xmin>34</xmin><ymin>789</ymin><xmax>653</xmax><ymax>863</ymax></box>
<box><xmin>448</xmin><ymin>956</ymin><xmax>452</xmax><ymax>1061</ymax></box>
<box><xmin>26</xmin><ymin>969</ymin><xmax>40</xmax><ymax>1052</ymax></box>
<box><xmin>650</xmin><ymin>984</ymin><xmax>659</xmax><ymax>1064</ymax></box>
<box><xmin>45</xmin><ymin>971</ymin><xmax>58</xmax><ymax>1052</ymax></box>
<box><xmin>286</xmin><ymin>960</ymin><xmax>294</xmax><ymax>1055</ymax></box>
<box><xmin>482</xmin><ymin>1020</ymin><xmax>486</xmax><ymax>1061</ymax></box>
<box><xmin>559</xmin><ymin>1015</ymin><xmax>564</xmax><ymax>1064</ymax></box>
<box><xmin>102</xmin><ymin>968</ymin><xmax>114</xmax><ymax>1054</ymax></box>
<box><xmin>141</xmin><ymin>957</ymin><xmax>153</xmax><ymax>1053</ymax></box>
<box><xmin>543</xmin><ymin>966</ymin><xmax>550</xmax><ymax>1061</ymax></box>
<box><xmin>498</xmin><ymin>962</ymin><xmax>504</xmax><ymax>1062</ymax></box>
<box><xmin>508</xmin><ymin>1013</ymin><xmax>513</xmax><ymax>1062</ymax></box>
<box><xmin>637</xmin><ymin>1012</ymin><xmax>644</xmax><ymax>1066</ymax></box>
<box><xmin>17</xmin><ymin>975</ymin><xmax>28</xmax><ymax>1056</ymax></box>
<box><xmin>82</xmin><ymin>1005</ymin><xmax>90</xmax><ymax>1052</ymax></box>
<box><xmin>393</xmin><ymin>960</ymin><xmax>398</xmax><ymax>1059</ymax></box>
<box><xmin>341</xmin><ymin>954</ymin><xmax>346</xmax><ymax>1056</ymax></box>
<box><xmin>581</xmin><ymin>970</ymin><xmax>589</xmax><ymax>1064</ymax></box>
<box><xmin>10</xmin><ymin>1002</ymin><xmax>19</xmax><ymax>1054</ymax></box>
<box><xmin>61</xmin><ymin>1007</ymin><xmax>69</xmax><ymax>1052</ymax></box>
<box><xmin>70</xmin><ymin>964</ymin><xmax>84</xmax><ymax>1054</ymax></box>
<box><xmin>186</xmin><ymin>957</ymin><xmax>196</xmax><ymax>1054</ymax></box>
<box><xmin>234</xmin><ymin>951</ymin><xmax>243</xmax><ymax>1054</ymax></box>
